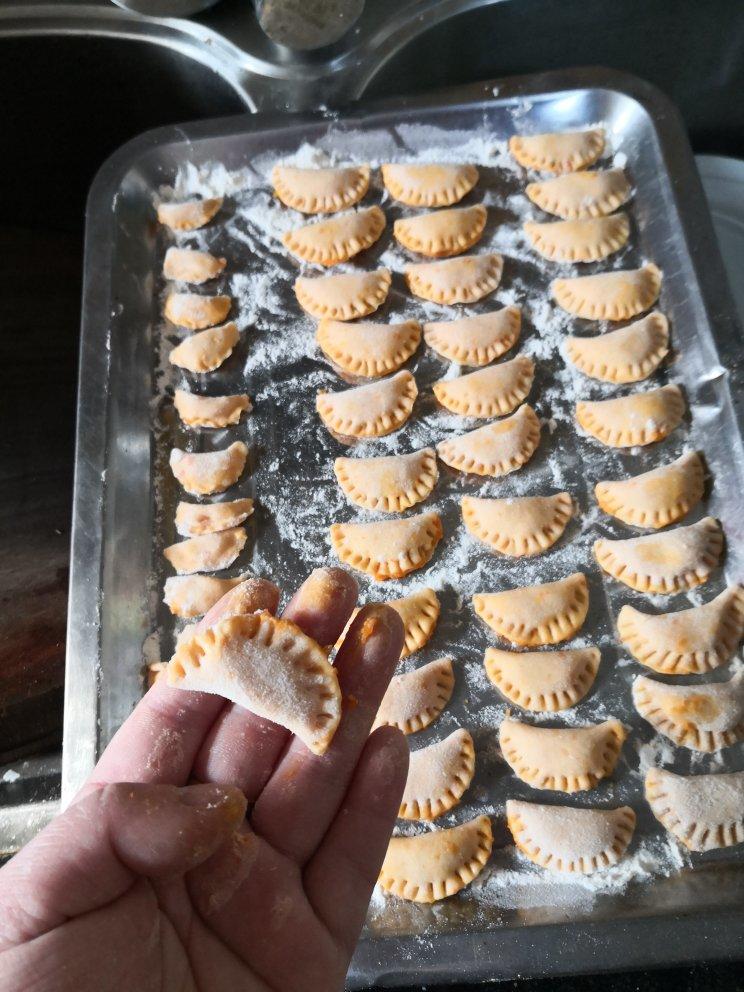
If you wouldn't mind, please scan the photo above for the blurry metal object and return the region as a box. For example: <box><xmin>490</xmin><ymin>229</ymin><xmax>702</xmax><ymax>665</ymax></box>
<box><xmin>111</xmin><ymin>0</ymin><xmax>221</xmax><ymax>14</ymax></box>
<box><xmin>697</xmin><ymin>155</ymin><xmax>744</xmax><ymax>327</ymax></box>
<box><xmin>254</xmin><ymin>0</ymin><xmax>364</xmax><ymax>49</ymax></box>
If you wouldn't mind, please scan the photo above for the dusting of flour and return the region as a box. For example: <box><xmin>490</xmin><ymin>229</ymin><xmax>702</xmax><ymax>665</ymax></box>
<box><xmin>151</xmin><ymin>115</ymin><xmax>743</xmax><ymax>940</ymax></box>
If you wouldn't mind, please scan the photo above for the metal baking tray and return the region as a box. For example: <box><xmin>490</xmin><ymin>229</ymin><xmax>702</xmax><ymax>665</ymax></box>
<box><xmin>64</xmin><ymin>68</ymin><xmax>744</xmax><ymax>985</ymax></box>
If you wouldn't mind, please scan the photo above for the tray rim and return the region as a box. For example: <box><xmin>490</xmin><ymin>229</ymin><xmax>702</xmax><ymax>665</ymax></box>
<box><xmin>64</xmin><ymin>66</ymin><xmax>744</xmax><ymax>985</ymax></box>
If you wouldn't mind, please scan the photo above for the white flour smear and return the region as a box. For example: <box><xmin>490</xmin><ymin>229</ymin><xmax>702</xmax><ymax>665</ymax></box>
<box><xmin>150</xmin><ymin>117</ymin><xmax>744</xmax><ymax>939</ymax></box>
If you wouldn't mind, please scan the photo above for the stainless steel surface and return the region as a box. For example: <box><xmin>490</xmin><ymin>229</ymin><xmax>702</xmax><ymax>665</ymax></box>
<box><xmin>698</xmin><ymin>155</ymin><xmax>744</xmax><ymax>329</ymax></box>
<box><xmin>66</xmin><ymin>68</ymin><xmax>744</xmax><ymax>983</ymax></box>
<box><xmin>111</xmin><ymin>0</ymin><xmax>220</xmax><ymax>15</ymax></box>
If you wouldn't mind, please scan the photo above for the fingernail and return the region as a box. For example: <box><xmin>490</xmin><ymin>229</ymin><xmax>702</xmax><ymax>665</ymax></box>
<box><xmin>352</xmin><ymin>604</ymin><xmax>404</xmax><ymax>655</ymax></box>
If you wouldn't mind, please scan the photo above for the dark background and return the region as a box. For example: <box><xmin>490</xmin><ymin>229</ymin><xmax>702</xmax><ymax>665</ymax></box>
<box><xmin>1</xmin><ymin>2</ymin><xmax>743</xmax><ymax>987</ymax></box>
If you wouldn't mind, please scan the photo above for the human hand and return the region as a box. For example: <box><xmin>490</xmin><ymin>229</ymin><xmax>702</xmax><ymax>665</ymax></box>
<box><xmin>0</xmin><ymin>568</ymin><xmax>408</xmax><ymax>992</ymax></box>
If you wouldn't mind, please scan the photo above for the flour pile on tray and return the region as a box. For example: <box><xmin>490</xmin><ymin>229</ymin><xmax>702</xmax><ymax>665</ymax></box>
<box><xmin>150</xmin><ymin>111</ymin><xmax>744</xmax><ymax>935</ymax></box>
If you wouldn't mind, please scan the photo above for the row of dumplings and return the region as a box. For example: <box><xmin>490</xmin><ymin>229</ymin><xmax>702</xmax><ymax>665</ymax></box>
<box><xmin>153</xmin><ymin>203</ymin><xmax>258</xmax><ymax>630</ymax></box>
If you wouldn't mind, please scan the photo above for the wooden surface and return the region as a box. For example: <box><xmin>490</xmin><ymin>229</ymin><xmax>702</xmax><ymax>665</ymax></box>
<box><xmin>0</xmin><ymin>226</ymin><xmax>81</xmax><ymax>760</ymax></box>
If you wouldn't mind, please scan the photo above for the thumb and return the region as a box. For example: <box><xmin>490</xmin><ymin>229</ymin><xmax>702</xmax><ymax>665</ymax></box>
<box><xmin>0</xmin><ymin>782</ymin><xmax>246</xmax><ymax>949</ymax></box>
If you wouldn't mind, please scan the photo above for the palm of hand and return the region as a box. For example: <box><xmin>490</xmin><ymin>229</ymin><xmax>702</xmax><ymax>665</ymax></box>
<box><xmin>0</xmin><ymin>569</ymin><xmax>407</xmax><ymax>992</ymax></box>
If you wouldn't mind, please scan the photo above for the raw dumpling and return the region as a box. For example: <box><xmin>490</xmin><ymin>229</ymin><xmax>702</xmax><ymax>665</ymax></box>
<box><xmin>432</xmin><ymin>355</ymin><xmax>535</xmax><ymax>418</ymax></box>
<box><xmin>617</xmin><ymin>585</ymin><xmax>744</xmax><ymax>675</ymax></box>
<box><xmin>406</xmin><ymin>253</ymin><xmax>503</xmax><ymax>304</ymax></box>
<box><xmin>553</xmin><ymin>264</ymin><xmax>662</xmax><ymax>321</ymax></box>
<box><xmin>565</xmin><ymin>312</ymin><xmax>669</xmax><ymax>384</ymax></box>
<box><xmin>272</xmin><ymin>164</ymin><xmax>370</xmax><ymax>213</ymax></box>
<box><xmin>525</xmin><ymin>168</ymin><xmax>631</xmax><ymax>219</ymax></box>
<box><xmin>168</xmin><ymin>612</ymin><xmax>341</xmax><ymax>755</ymax></box>
<box><xmin>595</xmin><ymin>451</ymin><xmax>703</xmax><ymax>528</ymax></box>
<box><xmin>163</xmin><ymin>247</ymin><xmax>226</xmax><ymax>283</ymax></box>
<box><xmin>462</xmin><ymin>492</ymin><xmax>572</xmax><ymax>557</ymax></box>
<box><xmin>294</xmin><ymin>268</ymin><xmax>391</xmax><ymax>321</ymax></box>
<box><xmin>330</xmin><ymin>512</ymin><xmax>443</xmax><ymax>581</ymax></box>
<box><xmin>378</xmin><ymin>815</ymin><xmax>492</xmax><ymax>903</ymax></box>
<box><xmin>394</xmin><ymin>204</ymin><xmax>487</xmax><ymax>258</ymax></box>
<box><xmin>169</xmin><ymin>442</ymin><xmax>248</xmax><ymax>496</ymax></box>
<box><xmin>474</xmin><ymin>572</ymin><xmax>589</xmax><ymax>646</ymax></box>
<box><xmin>499</xmin><ymin>716</ymin><xmax>626</xmax><ymax>792</ymax></box>
<box><xmin>173</xmin><ymin>389</ymin><xmax>251</xmax><ymax>428</ymax></box>
<box><xmin>576</xmin><ymin>384</ymin><xmax>685</xmax><ymax>448</ymax></box>
<box><xmin>507</xmin><ymin>800</ymin><xmax>636</xmax><ymax>873</ymax></box>
<box><xmin>316</xmin><ymin>318</ymin><xmax>421</xmax><ymax>377</ymax></box>
<box><xmin>283</xmin><ymin>206</ymin><xmax>385</xmax><ymax>266</ymax></box>
<box><xmin>424</xmin><ymin>307</ymin><xmax>521</xmax><ymax>366</ymax></box>
<box><xmin>157</xmin><ymin>196</ymin><xmax>222</xmax><ymax>231</ymax></box>
<box><xmin>316</xmin><ymin>370</ymin><xmax>417</xmax><ymax>439</ymax></box>
<box><xmin>594</xmin><ymin>517</ymin><xmax>723</xmax><ymax>594</ymax></box>
<box><xmin>509</xmin><ymin>129</ymin><xmax>605</xmax><ymax>173</ymax></box>
<box><xmin>333</xmin><ymin>448</ymin><xmax>438</xmax><ymax>512</ymax></box>
<box><xmin>381</xmin><ymin>163</ymin><xmax>479</xmax><ymax>207</ymax></box>
<box><xmin>436</xmin><ymin>404</ymin><xmax>541</xmax><ymax>477</ymax></box>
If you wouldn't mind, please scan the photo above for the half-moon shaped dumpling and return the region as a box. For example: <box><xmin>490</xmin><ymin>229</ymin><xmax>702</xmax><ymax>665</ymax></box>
<box><xmin>462</xmin><ymin>492</ymin><xmax>572</xmax><ymax>557</ymax></box>
<box><xmin>381</xmin><ymin>163</ymin><xmax>479</xmax><ymax>207</ymax></box>
<box><xmin>399</xmin><ymin>729</ymin><xmax>475</xmax><ymax>821</ymax></box>
<box><xmin>507</xmin><ymin>800</ymin><xmax>636</xmax><ymax>873</ymax></box>
<box><xmin>524</xmin><ymin>213</ymin><xmax>629</xmax><ymax>263</ymax></box>
<box><xmin>168</xmin><ymin>612</ymin><xmax>341</xmax><ymax>755</ymax></box>
<box><xmin>617</xmin><ymin>585</ymin><xmax>744</xmax><ymax>675</ymax></box>
<box><xmin>394</xmin><ymin>204</ymin><xmax>487</xmax><ymax>258</ymax></box>
<box><xmin>294</xmin><ymin>268</ymin><xmax>391</xmax><ymax>321</ymax></box>
<box><xmin>474</xmin><ymin>572</ymin><xmax>589</xmax><ymax>646</ymax></box>
<box><xmin>272</xmin><ymin>164</ymin><xmax>370</xmax><ymax>213</ymax></box>
<box><xmin>406</xmin><ymin>253</ymin><xmax>503</xmax><ymax>304</ymax></box>
<box><xmin>330</xmin><ymin>511</ymin><xmax>443</xmax><ymax>581</ymax></box>
<box><xmin>163</xmin><ymin>247</ymin><xmax>227</xmax><ymax>284</ymax></box>
<box><xmin>499</xmin><ymin>716</ymin><xmax>626</xmax><ymax>792</ymax></box>
<box><xmin>378</xmin><ymin>815</ymin><xmax>492</xmax><ymax>903</ymax></box>
<box><xmin>173</xmin><ymin>389</ymin><xmax>251</xmax><ymax>428</ymax></box>
<box><xmin>595</xmin><ymin>451</ymin><xmax>704</xmax><ymax>529</ymax></box>
<box><xmin>163</xmin><ymin>574</ymin><xmax>244</xmax><ymax>618</ymax></box>
<box><xmin>576</xmin><ymin>384</ymin><xmax>685</xmax><ymax>448</ymax></box>
<box><xmin>633</xmin><ymin>673</ymin><xmax>744</xmax><ymax>752</ymax></box>
<box><xmin>553</xmin><ymin>263</ymin><xmax>662</xmax><ymax>321</ymax></box>
<box><xmin>157</xmin><ymin>196</ymin><xmax>222</xmax><ymax>231</ymax></box>
<box><xmin>316</xmin><ymin>370</ymin><xmax>417</xmax><ymax>439</ymax></box>
<box><xmin>433</xmin><ymin>355</ymin><xmax>535</xmax><ymax>418</ymax></box>
<box><xmin>333</xmin><ymin>447</ymin><xmax>438</xmax><ymax>512</ymax></box>
<box><xmin>175</xmin><ymin>498</ymin><xmax>254</xmax><ymax>537</ymax></box>
<box><xmin>169</xmin><ymin>441</ymin><xmax>248</xmax><ymax>496</ymax></box>
<box><xmin>283</xmin><ymin>206</ymin><xmax>385</xmax><ymax>266</ymax></box>
<box><xmin>525</xmin><ymin>168</ymin><xmax>631</xmax><ymax>220</ymax></box>
<box><xmin>594</xmin><ymin>517</ymin><xmax>723</xmax><ymax>594</ymax></box>
<box><xmin>424</xmin><ymin>306</ymin><xmax>521</xmax><ymax>366</ymax></box>
<box><xmin>373</xmin><ymin>656</ymin><xmax>454</xmax><ymax>734</ymax></box>
<box><xmin>509</xmin><ymin>129</ymin><xmax>605</xmax><ymax>173</ymax></box>
<box><xmin>164</xmin><ymin>292</ymin><xmax>232</xmax><ymax>330</ymax></box>
<box><xmin>436</xmin><ymin>404</ymin><xmax>541</xmax><ymax>477</ymax></box>
<box><xmin>645</xmin><ymin>767</ymin><xmax>744</xmax><ymax>851</ymax></box>
<box><xmin>390</xmin><ymin>587</ymin><xmax>441</xmax><ymax>658</ymax></box>
<box><xmin>168</xmin><ymin>321</ymin><xmax>239</xmax><ymax>373</ymax></box>
<box><xmin>485</xmin><ymin>646</ymin><xmax>599</xmax><ymax>711</ymax></box>
<box><xmin>163</xmin><ymin>526</ymin><xmax>247</xmax><ymax>575</ymax></box>
<box><xmin>565</xmin><ymin>312</ymin><xmax>669</xmax><ymax>384</ymax></box>
<box><xmin>316</xmin><ymin>318</ymin><xmax>421</xmax><ymax>377</ymax></box>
